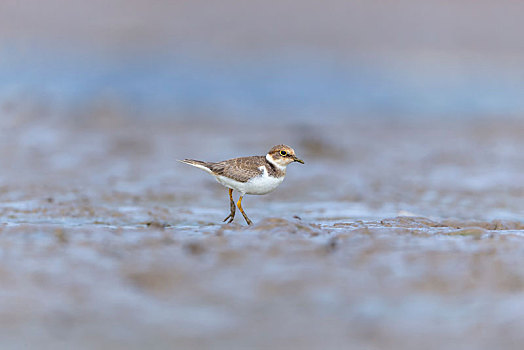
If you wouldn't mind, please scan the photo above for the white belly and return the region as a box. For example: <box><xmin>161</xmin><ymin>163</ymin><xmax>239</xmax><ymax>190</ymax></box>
<box><xmin>215</xmin><ymin>172</ymin><xmax>285</xmax><ymax>195</ymax></box>
<box><xmin>245</xmin><ymin>173</ymin><xmax>285</xmax><ymax>195</ymax></box>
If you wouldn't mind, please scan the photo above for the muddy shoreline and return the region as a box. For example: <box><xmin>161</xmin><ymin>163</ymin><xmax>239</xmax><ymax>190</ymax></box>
<box><xmin>0</xmin><ymin>115</ymin><xmax>523</xmax><ymax>349</ymax></box>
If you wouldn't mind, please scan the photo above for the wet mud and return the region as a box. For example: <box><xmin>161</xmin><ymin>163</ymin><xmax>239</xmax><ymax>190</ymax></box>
<box><xmin>1</xmin><ymin>114</ymin><xmax>524</xmax><ymax>349</ymax></box>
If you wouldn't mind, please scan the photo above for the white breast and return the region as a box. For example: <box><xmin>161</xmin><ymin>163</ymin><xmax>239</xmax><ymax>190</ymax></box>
<box><xmin>215</xmin><ymin>166</ymin><xmax>285</xmax><ymax>195</ymax></box>
<box><xmin>245</xmin><ymin>166</ymin><xmax>285</xmax><ymax>195</ymax></box>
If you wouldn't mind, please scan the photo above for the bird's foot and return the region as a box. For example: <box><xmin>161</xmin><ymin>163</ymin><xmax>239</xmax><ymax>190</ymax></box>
<box><xmin>223</xmin><ymin>213</ymin><xmax>235</xmax><ymax>223</ymax></box>
<box><xmin>242</xmin><ymin>214</ymin><xmax>252</xmax><ymax>225</ymax></box>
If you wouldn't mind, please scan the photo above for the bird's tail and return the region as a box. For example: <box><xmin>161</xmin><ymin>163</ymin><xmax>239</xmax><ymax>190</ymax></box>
<box><xmin>178</xmin><ymin>159</ymin><xmax>214</xmax><ymax>174</ymax></box>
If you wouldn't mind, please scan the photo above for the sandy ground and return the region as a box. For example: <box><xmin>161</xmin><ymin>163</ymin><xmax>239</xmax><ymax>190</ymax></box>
<box><xmin>0</xmin><ymin>112</ymin><xmax>523</xmax><ymax>349</ymax></box>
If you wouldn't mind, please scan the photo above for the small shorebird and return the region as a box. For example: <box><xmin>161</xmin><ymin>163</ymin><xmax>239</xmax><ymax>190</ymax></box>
<box><xmin>179</xmin><ymin>145</ymin><xmax>304</xmax><ymax>225</ymax></box>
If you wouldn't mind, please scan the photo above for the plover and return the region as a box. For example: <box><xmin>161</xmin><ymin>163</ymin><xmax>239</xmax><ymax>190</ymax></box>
<box><xmin>179</xmin><ymin>145</ymin><xmax>304</xmax><ymax>225</ymax></box>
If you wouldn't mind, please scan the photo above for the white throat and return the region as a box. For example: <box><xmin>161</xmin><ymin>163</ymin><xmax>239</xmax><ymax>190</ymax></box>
<box><xmin>266</xmin><ymin>154</ymin><xmax>287</xmax><ymax>171</ymax></box>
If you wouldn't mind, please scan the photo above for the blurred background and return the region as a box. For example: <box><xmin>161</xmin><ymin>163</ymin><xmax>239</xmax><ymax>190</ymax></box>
<box><xmin>2</xmin><ymin>1</ymin><xmax>524</xmax><ymax>350</ymax></box>
<box><xmin>2</xmin><ymin>0</ymin><xmax>524</xmax><ymax>217</ymax></box>
<box><xmin>3</xmin><ymin>0</ymin><xmax>524</xmax><ymax>121</ymax></box>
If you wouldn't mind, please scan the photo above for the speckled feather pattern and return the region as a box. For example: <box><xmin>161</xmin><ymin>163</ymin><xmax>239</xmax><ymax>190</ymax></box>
<box><xmin>184</xmin><ymin>156</ymin><xmax>285</xmax><ymax>183</ymax></box>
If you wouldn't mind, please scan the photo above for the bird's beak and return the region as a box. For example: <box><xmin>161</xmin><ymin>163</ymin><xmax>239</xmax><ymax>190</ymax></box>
<box><xmin>293</xmin><ymin>156</ymin><xmax>305</xmax><ymax>164</ymax></box>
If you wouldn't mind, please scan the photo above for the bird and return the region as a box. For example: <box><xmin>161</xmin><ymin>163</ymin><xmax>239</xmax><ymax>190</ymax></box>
<box><xmin>179</xmin><ymin>144</ymin><xmax>304</xmax><ymax>225</ymax></box>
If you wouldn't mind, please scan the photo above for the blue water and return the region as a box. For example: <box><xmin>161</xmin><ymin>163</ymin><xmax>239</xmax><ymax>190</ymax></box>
<box><xmin>2</xmin><ymin>49</ymin><xmax>524</xmax><ymax>119</ymax></box>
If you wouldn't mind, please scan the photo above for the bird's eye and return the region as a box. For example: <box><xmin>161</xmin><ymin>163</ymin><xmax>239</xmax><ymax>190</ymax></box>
<box><xmin>279</xmin><ymin>150</ymin><xmax>287</xmax><ymax>156</ymax></box>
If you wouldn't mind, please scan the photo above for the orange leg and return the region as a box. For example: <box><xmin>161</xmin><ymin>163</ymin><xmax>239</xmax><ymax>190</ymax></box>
<box><xmin>223</xmin><ymin>189</ymin><xmax>236</xmax><ymax>223</ymax></box>
<box><xmin>236</xmin><ymin>195</ymin><xmax>252</xmax><ymax>225</ymax></box>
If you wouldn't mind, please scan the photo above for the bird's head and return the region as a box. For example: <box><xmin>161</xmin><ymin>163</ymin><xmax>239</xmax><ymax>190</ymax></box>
<box><xmin>266</xmin><ymin>144</ymin><xmax>304</xmax><ymax>167</ymax></box>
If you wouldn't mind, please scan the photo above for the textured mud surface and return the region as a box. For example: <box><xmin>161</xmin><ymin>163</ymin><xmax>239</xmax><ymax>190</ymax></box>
<box><xmin>1</xmin><ymin>114</ymin><xmax>524</xmax><ymax>349</ymax></box>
